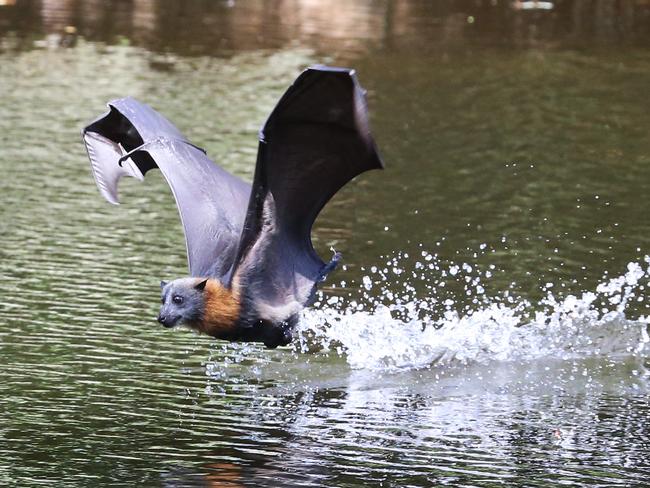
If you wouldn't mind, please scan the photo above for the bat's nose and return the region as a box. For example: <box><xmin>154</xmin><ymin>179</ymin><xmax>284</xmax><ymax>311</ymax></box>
<box><xmin>158</xmin><ymin>313</ymin><xmax>178</xmax><ymax>328</ymax></box>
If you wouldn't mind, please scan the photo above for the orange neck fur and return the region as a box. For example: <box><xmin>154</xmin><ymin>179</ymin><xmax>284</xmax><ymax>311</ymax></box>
<box><xmin>193</xmin><ymin>279</ymin><xmax>240</xmax><ymax>338</ymax></box>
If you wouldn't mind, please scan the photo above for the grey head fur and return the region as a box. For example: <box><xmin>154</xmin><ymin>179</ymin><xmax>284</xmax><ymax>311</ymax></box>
<box><xmin>158</xmin><ymin>277</ymin><xmax>207</xmax><ymax>328</ymax></box>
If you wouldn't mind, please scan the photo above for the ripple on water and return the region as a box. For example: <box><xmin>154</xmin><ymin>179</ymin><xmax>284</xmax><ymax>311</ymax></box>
<box><xmin>1</xmin><ymin>18</ymin><xmax>650</xmax><ymax>487</ymax></box>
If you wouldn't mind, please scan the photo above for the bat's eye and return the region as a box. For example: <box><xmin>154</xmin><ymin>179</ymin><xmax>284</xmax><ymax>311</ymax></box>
<box><xmin>161</xmin><ymin>297</ymin><xmax>165</xmax><ymax>304</ymax></box>
<box><xmin>172</xmin><ymin>295</ymin><xmax>184</xmax><ymax>305</ymax></box>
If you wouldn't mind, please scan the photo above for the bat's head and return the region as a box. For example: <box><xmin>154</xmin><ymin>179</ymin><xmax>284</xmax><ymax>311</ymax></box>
<box><xmin>158</xmin><ymin>278</ymin><xmax>207</xmax><ymax>328</ymax></box>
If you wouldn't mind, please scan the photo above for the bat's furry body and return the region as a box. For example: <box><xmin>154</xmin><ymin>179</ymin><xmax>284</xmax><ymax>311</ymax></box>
<box><xmin>194</xmin><ymin>279</ymin><xmax>241</xmax><ymax>338</ymax></box>
<box><xmin>83</xmin><ymin>66</ymin><xmax>382</xmax><ymax>348</ymax></box>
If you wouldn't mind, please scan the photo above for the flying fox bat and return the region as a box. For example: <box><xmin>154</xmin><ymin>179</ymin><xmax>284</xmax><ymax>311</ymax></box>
<box><xmin>82</xmin><ymin>66</ymin><xmax>383</xmax><ymax>348</ymax></box>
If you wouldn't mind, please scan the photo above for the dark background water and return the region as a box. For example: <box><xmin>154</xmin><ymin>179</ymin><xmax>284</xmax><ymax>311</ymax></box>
<box><xmin>1</xmin><ymin>1</ymin><xmax>650</xmax><ymax>486</ymax></box>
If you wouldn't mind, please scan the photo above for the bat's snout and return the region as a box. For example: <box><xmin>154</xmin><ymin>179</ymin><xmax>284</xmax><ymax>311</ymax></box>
<box><xmin>157</xmin><ymin>313</ymin><xmax>176</xmax><ymax>328</ymax></box>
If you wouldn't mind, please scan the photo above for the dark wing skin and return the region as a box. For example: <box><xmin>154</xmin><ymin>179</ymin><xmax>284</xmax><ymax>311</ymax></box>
<box><xmin>83</xmin><ymin>98</ymin><xmax>251</xmax><ymax>280</ymax></box>
<box><xmin>231</xmin><ymin>66</ymin><xmax>383</xmax><ymax>327</ymax></box>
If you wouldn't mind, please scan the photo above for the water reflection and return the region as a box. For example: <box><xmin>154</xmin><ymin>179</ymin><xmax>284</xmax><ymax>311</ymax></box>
<box><xmin>2</xmin><ymin>0</ymin><xmax>650</xmax><ymax>486</ymax></box>
<box><xmin>2</xmin><ymin>0</ymin><xmax>650</xmax><ymax>57</ymax></box>
<box><xmin>154</xmin><ymin>358</ymin><xmax>649</xmax><ymax>487</ymax></box>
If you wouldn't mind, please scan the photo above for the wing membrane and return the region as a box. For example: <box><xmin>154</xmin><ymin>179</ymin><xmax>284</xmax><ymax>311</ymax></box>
<box><xmin>83</xmin><ymin>98</ymin><xmax>251</xmax><ymax>279</ymax></box>
<box><xmin>232</xmin><ymin>66</ymin><xmax>383</xmax><ymax>322</ymax></box>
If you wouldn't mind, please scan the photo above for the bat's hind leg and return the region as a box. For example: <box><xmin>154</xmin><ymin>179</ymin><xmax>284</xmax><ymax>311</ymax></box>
<box><xmin>262</xmin><ymin>315</ymin><xmax>297</xmax><ymax>349</ymax></box>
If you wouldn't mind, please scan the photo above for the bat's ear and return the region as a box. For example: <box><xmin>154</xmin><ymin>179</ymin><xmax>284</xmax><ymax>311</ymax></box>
<box><xmin>195</xmin><ymin>279</ymin><xmax>208</xmax><ymax>292</ymax></box>
<box><xmin>160</xmin><ymin>280</ymin><xmax>168</xmax><ymax>289</ymax></box>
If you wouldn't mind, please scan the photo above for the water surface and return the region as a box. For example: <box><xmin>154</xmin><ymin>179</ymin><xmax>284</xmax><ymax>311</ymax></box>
<box><xmin>1</xmin><ymin>1</ymin><xmax>650</xmax><ymax>486</ymax></box>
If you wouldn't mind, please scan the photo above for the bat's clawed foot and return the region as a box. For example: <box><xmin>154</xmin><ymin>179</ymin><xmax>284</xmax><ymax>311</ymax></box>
<box><xmin>263</xmin><ymin>328</ymin><xmax>293</xmax><ymax>349</ymax></box>
<box><xmin>318</xmin><ymin>249</ymin><xmax>342</xmax><ymax>282</ymax></box>
<box><xmin>262</xmin><ymin>316</ymin><xmax>297</xmax><ymax>349</ymax></box>
<box><xmin>329</xmin><ymin>247</ymin><xmax>342</xmax><ymax>262</ymax></box>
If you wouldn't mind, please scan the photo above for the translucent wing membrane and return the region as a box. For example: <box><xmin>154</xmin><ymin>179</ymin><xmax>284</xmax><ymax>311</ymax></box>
<box><xmin>82</xmin><ymin>98</ymin><xmax>251</xmax><ymax>280</ymax></box>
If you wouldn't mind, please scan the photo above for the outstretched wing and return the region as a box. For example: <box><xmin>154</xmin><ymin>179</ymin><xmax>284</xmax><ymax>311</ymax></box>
<box><xmin>83</xmin><ymin>98</ymin><xmax>251</xmax><ymax>280</ymax></box>
<box><xmin>232</xmin><ymin>66</ymin><xmax>383</xmax><ymax>324</ymax></box>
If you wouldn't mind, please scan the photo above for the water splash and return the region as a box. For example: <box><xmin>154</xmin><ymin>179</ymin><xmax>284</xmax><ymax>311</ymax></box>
<box><xmin>295</xmin><ymin>256</ymin><xmax>650</xmax><ymax>371</ymax></box>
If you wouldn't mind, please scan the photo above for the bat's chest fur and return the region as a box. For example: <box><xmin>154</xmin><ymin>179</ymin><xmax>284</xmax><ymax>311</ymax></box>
<box><xmin>189</xmin><ymin>279</ymin><xmax>294</xmax><ymax>348</ymax></box>
<box><xmin>190</xmin><ymin>280</ymin><xmax>241</xmax><ymax>338</ymax></box>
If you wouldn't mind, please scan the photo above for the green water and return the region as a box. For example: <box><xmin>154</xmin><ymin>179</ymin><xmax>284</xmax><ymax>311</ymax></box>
<box><xmin>1</xmin><ymin>1</ymin><xmax>650</xmax><ymax>486</ymax></box>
